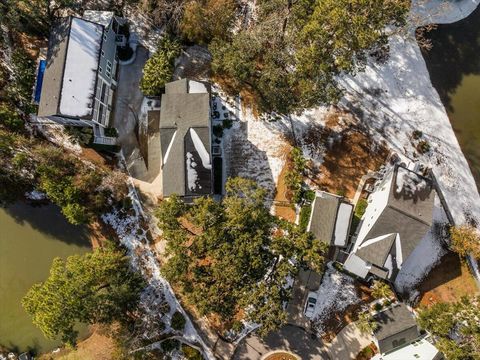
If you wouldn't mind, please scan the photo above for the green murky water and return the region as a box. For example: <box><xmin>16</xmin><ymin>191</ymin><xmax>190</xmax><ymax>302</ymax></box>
<box><xmin>0</xmin><ymin>202</ymin><xmax>91</xmax><ymax>354</ymax></box>
<box><xmin>421</xmin><ymin>5</ymin><xmax>480</xmax><ymax>191</ymax></box>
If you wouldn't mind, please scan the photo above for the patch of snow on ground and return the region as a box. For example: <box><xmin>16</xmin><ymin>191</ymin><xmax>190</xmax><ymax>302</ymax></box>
<box><xmin>312</xmin><ymin>266</ymin><xmax>360</xmax><ymax>332</ymax></box>
<box><xmin>25</xmin><ymin>190</ymin><xmax>46</xmax><ymax>200</ymax></box>
<box><xmin>102</xmin><ymin>167</ymin><xmax>215</xmax><ymax>359</ymax></box>
<box><xmin>338</xmin><ymin>0</ymin><xmax>480</xmax><ymax>226</ymax></box>
<box><xmin>34</xmin><ymin>123</ymin><xmax>82</xmax><ymax>154</ymax></box>
<box><xmin>60</xmin><ymin>18</ymin><xmax>102</xmax><ymax>117</ymax></box>
<box><xmin>394</xmin><ymin>197</ymin><xmax>449</xmax><ymax>294</ymax></box>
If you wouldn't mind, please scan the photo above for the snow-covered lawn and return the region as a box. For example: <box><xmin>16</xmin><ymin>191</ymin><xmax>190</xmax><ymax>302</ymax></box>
<box><xmin>311</xmin><ymin>266</ymin><xmax>361</xmax><ymax>333</ymax></box>
<box><xmin>338</xmin><ymin>0</ymin><xmax>480</xmax><ymax>227</ymax></box>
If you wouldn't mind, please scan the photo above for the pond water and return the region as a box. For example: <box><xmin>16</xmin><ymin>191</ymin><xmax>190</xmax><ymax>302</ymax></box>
<box><xmin>421</xmin><ymin>4</ymin><xmax>480</xmax><ymax>191</ymax></box>
<box><xmin>0</xmin><ymin>202</ymin><xmax>91</xmax><ymax>354</ymax></box>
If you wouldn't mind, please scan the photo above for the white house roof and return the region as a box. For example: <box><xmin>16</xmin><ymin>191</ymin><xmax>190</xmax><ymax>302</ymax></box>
<box><xmin>372</xmin><ymin>337</ymin><xmax>439</xmax><ymax>360</ymax></box>
<box><xmin>59</xmin><ymin>17</ymin><xmax>103</xmax><ymax>117</ymax></box>
<box><xmin>334</xmin><ymin>202</ymin><xmax>353</xmax><ymax>246</ymax></box>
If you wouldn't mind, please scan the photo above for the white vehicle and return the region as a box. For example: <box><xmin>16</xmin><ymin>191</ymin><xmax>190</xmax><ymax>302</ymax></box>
<box><xmin>304</xmin><ymin>291</ymin><xmax>318</xmax><ymax>318</ymax></box>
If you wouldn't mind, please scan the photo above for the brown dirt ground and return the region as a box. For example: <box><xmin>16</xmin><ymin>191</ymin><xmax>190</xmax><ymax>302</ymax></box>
<box><xmin>274</xmin><ymin>158</ymin><xmax>296</xmax><ymax>223</ymax></box>
<box><xmin>356</xmin><ymin>342</ymin><xmax>378</xmax><ymax>360</ymax></box>
<box><xmin>88</xmin><ymin>219</ymin><xmax>117</xmax><ymax>249</ymax></box>
<box><xmin>417</xmin><ymin>252</ymin><xmax>479</xmax><ymax>308</ymax></box>
<box><xmin>314</xmin><ymin>128</ymin><xmax>389</xmax><ymax>200</ymax></box>
<box><xmin>264</xmin><ymin>352</ymin><xmax>298</xmax><ymax>360</ymax></box>
<box><xmin>80</xmin><ymin>148</ymin><xmax>114</xmax><ymax>171</ymax></box>
<box><xmin>40</xmin><ymin>326</ymin><xmax>115</xmax><ymax>360</ymax></box>
<box><xmin>321</xmin><ymin>283</ymin><xmax>374</xmax><ymax>342</ymax></box>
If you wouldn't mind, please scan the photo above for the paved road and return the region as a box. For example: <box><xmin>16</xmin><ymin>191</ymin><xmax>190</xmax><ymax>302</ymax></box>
<box><xmin>233</xmin><ymin>322</ymin><xmax>372</xmax><ymax>360</ymax></box>
<box><xmin>233</xmin><ymin>325</ymin><xmax>329</xmax><ymax>360</ymax></box>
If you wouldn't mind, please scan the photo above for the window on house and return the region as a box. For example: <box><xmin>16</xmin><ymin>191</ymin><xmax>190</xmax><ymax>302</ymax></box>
<box><xmin>101</xmin><ymin>50</ymin><xmax>105</xmax><ymax>57</ymax></box>
<box><xmin>106</xmin><ymin>61</ymin><xmax>112</xmax><ymax>79</ymax></box>
<box><xmin>100</xmin><ymin>83</ymin><xmax>107</xmax><ymax>103</ymax></box>
<box><xmin>99</xmin><ymin>67</ymin><xmax>102</xmax><ymax>74</ymax></box>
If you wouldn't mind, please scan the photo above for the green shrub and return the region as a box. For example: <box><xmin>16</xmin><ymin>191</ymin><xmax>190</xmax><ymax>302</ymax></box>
<box><xmin>140</xmin><ymin>36</ymin><xmax>182</xmax><ymax>96</ymax></box>
<box><xmin>161</xmin><ymin>338</ymin><xmax>180</xmax><ymax>353</ymax></box>
<box><xmin>104</xmin><ymin>127</ymin><xmax>118</xmax><ymax>137</ymax></box>
<box><xmin>171</xmin><ymin>311</ymin><xmax>186</xmax><ymax>331</ymax></box>
<box><xmin>65</xmin><ymin>126</ymin><xmax>93</xmax><ymax>146</ymax></box>
<box><xmin>304</xmin><ymin>190</ymin><xmax>316</xmax><ymax>202</ymax></box>
<box><xmin>299</xmin><ymin>204</ymin><xmax>312</xmax><ymax>231</ymax></box>
<box><xmin>355</xmin><ymin>198</ymin><xmax>368</xmax><ymax>217</ymax></box>
<box><xmin>417</xmin><ymin>140</ymin><xmax>430</xmax><ymax>154</ymax></box>
<box><xmin>412</xmin><ymin>130</ymin><xmax>423</xmax><ymax>140</ymax></box>
<box><xmin>374</xmin><ymin>302</ymin><xmax>383</xmax><ymax>311</ymax></box>
<box><xmin>336</xmin><ymin>188</ymin><xmax>346</xmax><ymax>197</ymax></box>
<box><xmin>223</xmin><ymin>119</ymin><xmax>233</xmax><ymax>129</ymax></box>
<box><xmin>12</xmin><ymin>152</ymin><xmax>28</xmax><ymax>169</ymax></box>
<box><xmin>213</xmin><ymin>124</ymin><xmax>224</xmax><ymax>137</ymax></box>
<box><xmin>182</xmin><ymin>344</ymin><xmax>203</xmax><ymax>360</ymax></box>
<box><xmin>0</xmin><ymin>103</ymin><xmax>23</xmax><ymax>131</ymax></box>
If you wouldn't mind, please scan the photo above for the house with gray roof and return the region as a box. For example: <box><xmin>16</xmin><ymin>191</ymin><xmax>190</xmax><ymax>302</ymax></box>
<box><xmin>371</xmin><ymin>303</ymin><xmax>442</xmax><ymax>360</ymax></box>
<box><xmin>344</xmin><ymin>165</ymin><xmax>435</xmax><ymax>281</ymax></box>
<box><xmin>307</xmin><ymin>191</ymin><xmax>353</xmax><ymax>261</ymax></box>
<box><xmin>36</xmin><ymin>11</ymin><xmax>125</xmax><ymax>144</ymax></box>
<box><xmin>154</xmin><ymin>78</ymin><xmax>212</xmax><ymax>199</ymax></box>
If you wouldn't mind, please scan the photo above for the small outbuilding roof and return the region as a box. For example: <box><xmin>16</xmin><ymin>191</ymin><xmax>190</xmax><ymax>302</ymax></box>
<box><xmin>308</xmin><ymin>191</ymin><xmax>353</xmax><ymax>247</ymax></box>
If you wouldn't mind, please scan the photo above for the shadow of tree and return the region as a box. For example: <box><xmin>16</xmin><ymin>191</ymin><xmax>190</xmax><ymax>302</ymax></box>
<box><xmin>2</xmin><ymin>202</ymin><xmax>90</xmax><ymax>246</ymax></box>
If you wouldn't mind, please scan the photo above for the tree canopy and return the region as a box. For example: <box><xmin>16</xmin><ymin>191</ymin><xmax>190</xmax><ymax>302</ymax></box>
<box><xmin>449</xmin><ymin>225</ymin><xmax>480</xmax><ymax>259</ymax></box>
<box><xmin>140</xmin><ymin>36</ymin><xmax>182</xmax><ymax>96</ymax></box>
<box><xmin>417</xmin><ymin>296</ymin><xmax>480</xmax><ymax>359</ymax></box>
<box><xmin>22</xmin><ymin>245</ymin><xmax>145</xmax><ymax>346</ymax></box>
<box><xmin>180</xmin><ymin>0</ymin><xmax>237</xmax><ymax>44</ymax></box>
<box><xmin>156</xmin><ymin>177</ymin><xmax>327</xmax><ymax>336</ymax></box>
<box><xmin>207</xmin><ymin>0</ymin><xmax>410</xmax><ymax>114</ymax></box>
<box><xmin>370</xmin><ymin>280</ymin><xmax>394</xmax><ymax>300</ymax></box>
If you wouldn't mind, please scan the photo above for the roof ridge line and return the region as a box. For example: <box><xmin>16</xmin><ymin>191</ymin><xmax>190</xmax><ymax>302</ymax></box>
<box><xmin>387</xmin><ymin>204</ymin><xmax>431</xmax><ymax>227</ymax></box>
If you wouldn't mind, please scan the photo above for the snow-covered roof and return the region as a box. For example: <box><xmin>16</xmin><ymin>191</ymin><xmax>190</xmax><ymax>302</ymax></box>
<box><xmin>334</xmin><ymin>202</ymin><xmax>353</xmax><ymax>246</ymax></box>
<box><xmin>59</xmin><ymin>17</ymin><xmax>103</xmax><ymax>117</ymax></box>
<box><xmin>83</xmin><ymin>10</ymin><xmax>114</xmax><ymax>27</ymax></box>
<box><xmin>189</xmin><ymin>80</ymin><xmax>209</xmax><ymax>94</ymax></box>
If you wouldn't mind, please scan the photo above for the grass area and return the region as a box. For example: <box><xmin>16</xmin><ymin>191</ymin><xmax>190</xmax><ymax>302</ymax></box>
<box><xmin>315</xmin><ymin>122</ymin><xmax>389</xmax><ymax>200</ymax></box>
<box><xmin>40</xmin><ymin>327</ymin><xmax>115</xmax><ymax>360</ymax></box>
<box><xmin>350</xmin><ymin>198</ymin><xmax>368</xmax><ymax>236</ymax></box>
<box><xmin>418</xmin><ymin>252</ymin><xmax>479</xmax><ymax>307</ymax></box>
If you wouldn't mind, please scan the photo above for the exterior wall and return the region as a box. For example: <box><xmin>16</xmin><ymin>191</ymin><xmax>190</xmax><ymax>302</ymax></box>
<box><xmin>93</xmin><ymin>17</ymin><xmax>119</xmax><ymax>127</ymax></box>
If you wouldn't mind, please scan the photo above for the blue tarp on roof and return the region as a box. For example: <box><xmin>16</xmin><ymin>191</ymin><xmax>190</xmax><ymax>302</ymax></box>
<box><xmin>34</xmin><ymin>59</ymin><xmax>46</xmax><ymax>103</ymax></box>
